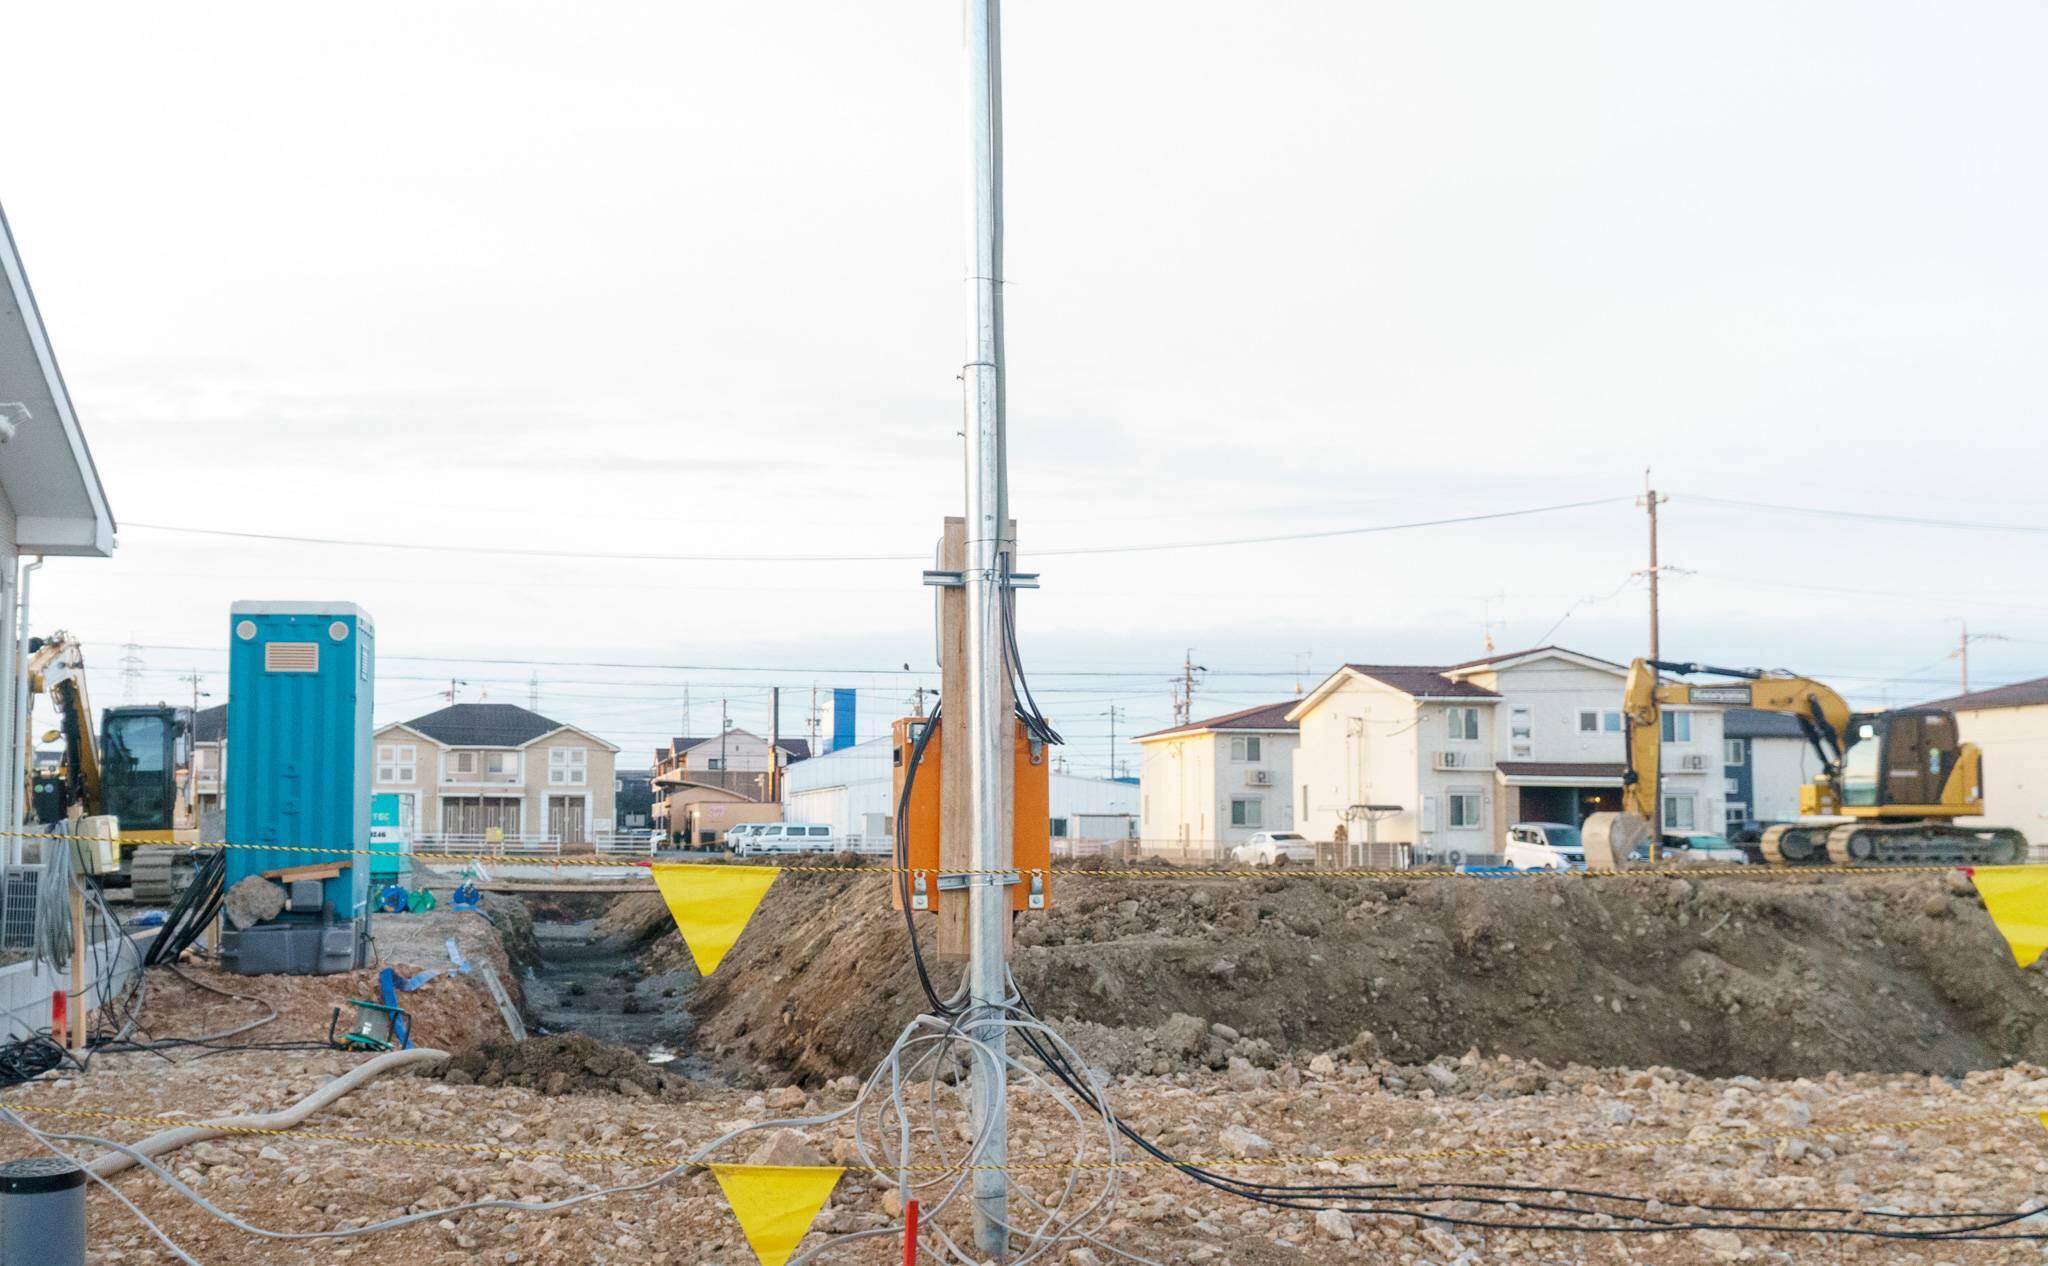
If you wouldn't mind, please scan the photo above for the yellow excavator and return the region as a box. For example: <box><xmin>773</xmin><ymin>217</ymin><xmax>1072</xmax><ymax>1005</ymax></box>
<box><xmin>1584</xmin><ymin>658</ymin><xmax>2026</xmax><ymax>867</ymax></box>
<box><xmin>21</xmin><ymin>632</ymin><xmax>198</xmax><ymax>901</ymax></box>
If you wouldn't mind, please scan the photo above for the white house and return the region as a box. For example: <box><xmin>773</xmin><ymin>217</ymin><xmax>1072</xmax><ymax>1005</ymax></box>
<box><xmin>1919</xmin><ymin>676</ymin><xmax>2048</xmax><ymax>852</ymax></box>
<box><xmin>373</xmin><ymin>703</ymin><xmax>621</xmax><ymax>844</ymax></box>
<box><xmin>1722</xmin><ymin>708</ymin><xmax>1813</xmax><ymax>832</ymax></box>
<box><xmin>1288</xmin><ymin>647</ymin><xmax>1725</xmax><ymax>862</ymax></box>
<box><xmin>1133</xmin><ymin>701</ymin><xmax>1300</xmax><ymax>861</ymax></box>
<box><xmin>781</xmin><ymin>734</ymin><xmax>1138</xmax><ymax>842</ymax></box>
<box><xmin>1</xmin><ymin>203</ymin><xmax>116</xmax><ymax>847</ymax></box>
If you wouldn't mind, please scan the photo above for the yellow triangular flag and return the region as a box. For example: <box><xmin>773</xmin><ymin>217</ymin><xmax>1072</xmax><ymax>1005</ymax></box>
<box><xmin>651</xmin><ymin>864</ymin><xmax>779</xmax><ymax>975</ymax></box>
<box><xmin>1970</xmin><ymin>866</ymin><xmax>2048</xmax><ymax>967</ymax></box>
<box><xmin>711</xmin><ymin>1164</ymin><xmax>844</xmax><ymax>1266</ymax></box>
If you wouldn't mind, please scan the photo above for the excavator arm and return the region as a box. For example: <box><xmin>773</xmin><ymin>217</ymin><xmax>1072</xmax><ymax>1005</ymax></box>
<box><xmin>1615</xmin><ymin>658</ymin><xmax>1855</xmax><ymax>822</ymax></box>
<box><xmin>23</xmin><ymin>632</ymin><xmax>103</xmax><ymax>822</ymax></box>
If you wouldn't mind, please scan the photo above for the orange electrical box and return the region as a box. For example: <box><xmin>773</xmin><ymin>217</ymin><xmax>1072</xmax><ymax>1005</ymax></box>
<box><xmin>890</xmin><ymin>715</ymin><xmax>1050</xmax><ymax>913</ymax></box>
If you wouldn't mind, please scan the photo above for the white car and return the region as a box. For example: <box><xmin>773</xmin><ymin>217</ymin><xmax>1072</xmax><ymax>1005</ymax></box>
<box><xmin>1231</xmin><ymin>831</ymin><xmax>1314</xmax><ymax>866</ymax></box>
<box><xmin>736</xmin><ymin>823</ymin><xmax>838</xmax><ymax>856</ymax></box>
<box><xmin>1504</xmin><ymin>822</ymin><xmax>1587</xmax><ymax>870</ymax></box>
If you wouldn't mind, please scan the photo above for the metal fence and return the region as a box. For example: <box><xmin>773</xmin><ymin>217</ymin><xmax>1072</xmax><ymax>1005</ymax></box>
<box><xmin>409</xmin><ymin>832</ymin><xmax>656</xmax><ymax>858</ymax></box>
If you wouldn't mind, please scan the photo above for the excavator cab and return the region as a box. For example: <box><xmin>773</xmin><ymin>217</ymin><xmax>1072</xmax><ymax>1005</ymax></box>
<box><xmin>99</xmin><ymin>705</ymin><xmax>195</xmax><ymax>837</ymax></box>
<box><xmin>1838</xmin><ymin>709</ymin><xmax>1964</xmax><ymax>810</ymax></box>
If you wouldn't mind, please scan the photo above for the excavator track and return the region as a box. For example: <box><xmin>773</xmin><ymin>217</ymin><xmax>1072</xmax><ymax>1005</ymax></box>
<box><xmin>1759</xmin><ymin>823</ymin><xmax>1833</xmax><ymax>867</ymax></box>
<box><xmin>1823</xmin><ymin>821</ymin><xmax>2027</xmax><ymax>868</ymax></box>
<box><xmin>127</xmin><ymin>847</ymin><xmax>192</xmax><ymax>906</ymax></box>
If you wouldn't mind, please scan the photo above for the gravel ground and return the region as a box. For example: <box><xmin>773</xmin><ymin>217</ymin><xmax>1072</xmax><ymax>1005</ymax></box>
<box><xmin>7</xmin><ymin>1043</ymin><xmax>2048</xmax><ymax>1264</ymax></box>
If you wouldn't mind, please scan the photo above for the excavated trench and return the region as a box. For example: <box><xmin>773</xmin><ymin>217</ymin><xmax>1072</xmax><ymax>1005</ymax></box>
<box><xmin>498</xmin><ymin>892</ymin><xmax>707</xmax><ymax>1075</ymax></box>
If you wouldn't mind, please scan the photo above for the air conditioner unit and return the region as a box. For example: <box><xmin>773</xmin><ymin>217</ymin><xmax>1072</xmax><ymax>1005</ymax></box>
<box><xmin>1</xmin><ymin>866</ymin><xmax>42</xmax><ymax>951</ymax></box>
<box><xmin>1678</xmin><ymin>753</ymin><xmax>1709</xmax><ymax>772</ymax></box>
<box><xmin>1433</xmin><ymin>751</ymin><xmax>1485</xmax><ymax>771</ymax></box>
<box><xmin>1245</xmin><ymin>769</ymin><xmax>1275</xmax><ymax>787</ymax></box>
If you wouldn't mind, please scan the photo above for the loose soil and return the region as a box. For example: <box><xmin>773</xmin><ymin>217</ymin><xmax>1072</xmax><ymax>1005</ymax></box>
<box><xmin>611</xmin><ymin>863</ymin><xmax>2048</xmax><ymax>1085</ymax></box>
<box><xmin>430</xmin><ymin>1032</ymin><xmax>692</xmax><ymax>1098</ymax></box>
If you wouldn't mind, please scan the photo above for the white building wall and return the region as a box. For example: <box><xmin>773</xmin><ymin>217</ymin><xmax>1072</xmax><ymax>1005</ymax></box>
<box><xmin>1745</xmin><ymin>736</ymin><xmax>1812</xmax><ymax>824</ymax></box>
<box><xmin>782</xmin><ymin>735</ymin><xmax>1137</xmax><ymax>839</ymax></box>
<box><xmin>1294</xmin><ymin>676</ymin><xmax>1430</xmax><ymax>848</ymax></box>
<box><xmin>1656</xmin><ymin>707</ymin><xmax>1727</xmax><ymax>834</ymax></box>
<box><xmin>1138</xmin><ymin>733</ymin><xmax>1217</xmax><ymax>858</ymax></box>
<box><xmin>1954</xmin><ymin>705</ymin><xmax>2048</xmax><ymax>849</ymax></box>
<box><xmin>1459</xmin><ymin>660</ymin><xmax>1628</xmax><ymax>765</ymax></box>
<box><xmin>0</xmin><ymin>486</ymin><xmax>16</xmax><ymax>843</ymax></box>
<box><xmin>1414</xmin><ymin>699</ymin><xmax>1500</xmax><ymax>857</ymax></box>
<box><xmin>688</xmin><ymin>729</ymin><xmax>783</xmax><ymax>773</ymax></box>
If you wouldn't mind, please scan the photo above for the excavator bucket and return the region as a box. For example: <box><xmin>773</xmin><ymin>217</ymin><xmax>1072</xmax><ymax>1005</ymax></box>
<box><xmin>1582</xmin><ymin>812</ymin><xmax>1650</xmax><ymax>870</ymax></box>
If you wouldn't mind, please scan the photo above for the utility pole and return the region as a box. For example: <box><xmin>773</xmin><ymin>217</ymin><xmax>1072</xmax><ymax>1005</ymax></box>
<box><xmin>913</xmin><ymin>685</ymin><xmax>929</xmax><ymax>718</ymax></box>
<box><xmin>719</xmin><ymin>698</ymin><xmax>729</xmax><ymax>774</ymax></box>
<box><xmin>1638</xmin><ymin>471</ymin><xmax>1668</xmax><ymax>853</ymax></box>
<box><xmin>1103</xmin><ymin>705</ymin><xmax>1124</xmax><ymax>780</ymax></box>
<box><xmin>960</xmin><ymin>0</ymin><xmax>1013</xmax><ymax>1251</ymax></box>
<box><xmin>179</xmin><ymin>671</ymin><xmax>206</xmax><ymax>717</ymax></box>
<box><xmin>441</xmin><ymin>678</ymin><xmax>467</xmax><ymax>705</ymax></box>
<box><xmin>1173</xmin><ymin>650</ymin><xmax>1206</xmax><ymax>726</ymax></box>
<box><xmin>119</xmin><ymin>641</ymin><xmax>144</xmax><ymax>705</ymax></box>
<box><xmin>683</xmin><ymin>684</ymin><xmax>692</xmax><ymax>739</ymax></box>
<box><xmin>527</xmin><ymin>670</ymin><xmax>540</xmax><ymax>712</ymax></box>
<box><xmin>768</xmin><ymin>686</ymin><xmax>781</xmax><ymax>803</ymax></box>
<box><xmin>1951</xmin><ymin>619</ymin><xmax>2007</xmax><ymax>694</ymax></box>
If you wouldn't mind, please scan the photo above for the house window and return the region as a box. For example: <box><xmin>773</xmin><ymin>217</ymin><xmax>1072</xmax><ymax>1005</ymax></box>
<box><xmin>707</xmin><ymin>758</ymin><xmax>725</xmax><ymax>771</ymax></box>
<box><xmin>1230</xmin><ymin>798</ymin><xmax>1263</xmax><ymax>828</ymax></box>
<box><xmin>1446</xmin><ymin>707</ymin><xmax>1480</xmax><ymax>742</ymax></box>
<box><xmin>1724</xmin><ymin>776</ymin><xmax>1739</xmax><ymax>796</ymax></box>
<box><xmin>486</xmin><ymin>752</ymin><xmax>518</xmax><ymax>776</ymax></box>
<box><xmin>1229</xmin><ymin>736</ymin><xmax>1262</xmax><ymax>762</ymax></box>
<box><xmin>453</xmin><ymin>752</ymin><xmax>477</xmax><ymax>775</ymax></box>
<box><xmin>376</xmin><ymin>743</ymin><xmax>416</xmax><ymax>786</ymax></box>
<box><xmin>1662</xmin><ymin>794</ymin><xmax>1698</xmax><ymax>831</ymax></box>
<box><xmin>1726</xmin><ymin>802</ymin><xmax>1748</xmax><ymax>828</ymax></box>
<box><xmin>549</xmin><ymin>748</ymin><xmax>588</xmax><ymax>786</ymax></box>
<box><xmin>1661</xmin><ymin>713</ymin><xmax>1693</xmax><ymax>743</ymax></box>
<box><xmin>1578</xmin><ymin>709</ymin><xmax>1624</xmax><ymax>734</ymax></box>
<box><xmin>1050</xmin><ymin>818</ymin><xmax>1069</xmax><ymax>838</ymax></box>
<box><xmin>1724</xmin><ymin>739</ymin><xmax>1744</xmax><ymax>766</ymax></box>
<box><xmin>1448</xmin><ymin>790</ymin><xmax>1483</xmax><ymax>830</ymax></box>
<box><xmin>1509</xmin><ymin>707</ymin><xmax>1533</xmax><ymax>758</ymax></box>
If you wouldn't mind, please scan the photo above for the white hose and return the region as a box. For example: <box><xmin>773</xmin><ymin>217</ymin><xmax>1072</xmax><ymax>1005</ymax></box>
<box><xmin>85</xmin><ymin>1047</ymin><xmax>449</xmax><ymax>1177</ymax></box>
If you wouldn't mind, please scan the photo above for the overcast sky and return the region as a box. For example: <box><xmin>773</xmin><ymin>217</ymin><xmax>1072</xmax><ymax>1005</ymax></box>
<box><xmin>6</xmin><ymin>1</ymin><xmax>2046</xmax><ymax>773</ymax></box>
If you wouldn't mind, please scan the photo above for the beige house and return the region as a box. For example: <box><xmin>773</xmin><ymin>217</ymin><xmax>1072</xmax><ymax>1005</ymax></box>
<box><xmin>1134</xmin><ymin>702</ymin><xmax>1301</xmax><ymax>862</ymax></box>
<box><xmin>1919</xmin><ymin>676</ymin><xmax>2048</xmax><ymax>854</ymax></box>
<box><xmin>193</xmin><ymin>704</ymin><xmax>228</xmax><ymax>831</ymax></box>
<box><xmin>373</xmin><ymin>703</ymin><xmax>620</xmax><ymax>846</ymax></box>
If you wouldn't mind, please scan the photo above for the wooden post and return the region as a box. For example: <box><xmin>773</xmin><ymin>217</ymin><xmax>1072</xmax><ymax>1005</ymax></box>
<box><xmin>69</xmin><ymin>876</ymin><xmax>88</xmax><ymax>1049</ymax></box>
<box><xmin>936</xmin><ymin>517</ymin><xmax>1015</xmax><ymax>960</ymax></box>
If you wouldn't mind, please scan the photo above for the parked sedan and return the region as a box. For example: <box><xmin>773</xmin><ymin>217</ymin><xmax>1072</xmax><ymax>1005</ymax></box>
<box><xmin>1632</xmin><ymin>833</ymin><xmax>1751</xmax><ymax>865</ymax></box>
<box><xmin>1230</xmin><ymin>831</ymin><xmax>1314</xmax><ymax>866</ymax></box>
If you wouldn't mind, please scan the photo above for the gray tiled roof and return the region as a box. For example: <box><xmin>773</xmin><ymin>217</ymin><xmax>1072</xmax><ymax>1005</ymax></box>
<box><xmin>403</xmin><ymin>703</ymin><xmax>562</xmax><ymax>747</ymax></box>
<box><xmin>1343</xmin><ymin>665</ymin><xmax>1502</xmax><ymax>699</ymax></box>
<box><xmin>1134</xmin><ymin>700</ymin><xmax>1300</xmax><ymax>742</ymax></box>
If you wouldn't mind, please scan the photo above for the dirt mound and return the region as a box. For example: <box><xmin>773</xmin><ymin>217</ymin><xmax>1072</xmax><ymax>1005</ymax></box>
<box><xmin>431</xmin><ymin>1032</ymin><xmax>690</xmax><ymax>1098</ymax></box>
<box><xmin>619</xmin><ymin>866</ymin><xmax>2048</xmax><ymax>1086</ymax></box>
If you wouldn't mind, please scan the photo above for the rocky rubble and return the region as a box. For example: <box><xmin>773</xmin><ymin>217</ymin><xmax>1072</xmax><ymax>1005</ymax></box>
<box><xmin>12</xmin><ymin>1039</ymin><xmax>2048</xmax><ymax>1265</ymax></box>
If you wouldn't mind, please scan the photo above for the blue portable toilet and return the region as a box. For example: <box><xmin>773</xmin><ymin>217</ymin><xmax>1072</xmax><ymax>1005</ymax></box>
<box><xmin>220</xmin><ymin>602</ymin><xmax>375</xmax><ymax>974</ymax></box>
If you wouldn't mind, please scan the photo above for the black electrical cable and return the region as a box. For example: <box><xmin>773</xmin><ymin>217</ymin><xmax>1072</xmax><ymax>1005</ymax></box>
<box><xmin>893</xmin><ymin>704</ymin><xmax>957</xmax><ymax>1018</ymax></box>
<box><xmin>1004</xmin><ymin>989</ymin><xmax>2043</xmax><ymax>1243</ymax></box>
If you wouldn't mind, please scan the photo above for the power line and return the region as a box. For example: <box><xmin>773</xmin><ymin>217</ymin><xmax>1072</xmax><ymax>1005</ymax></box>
<box><xmin>119</xmin><ymin>495</ymin><xmax>1633</xmax><ymax>564</ymax></box>
<box><xmin>1680</xmin><ymin>494</ymin><xmax>2048</xmax><ymax>536</ymax></box>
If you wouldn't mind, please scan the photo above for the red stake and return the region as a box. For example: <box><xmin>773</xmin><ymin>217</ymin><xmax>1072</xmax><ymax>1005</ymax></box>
<box><xmin>51</xmin><ymin>991</ymin><xmax>68</xmax><ymax>1040</ymax></box>
<box><xmin>902</xmin><ymin>1197</ymin><xmax>920</xmax><ymax>1264</ymax></box>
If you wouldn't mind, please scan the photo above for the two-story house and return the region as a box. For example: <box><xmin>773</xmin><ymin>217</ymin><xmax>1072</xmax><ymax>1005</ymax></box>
<box><xmin>1289</xmin><ymin>647</ymin><xmax>1725</xmax><ymax>862</ymax></box>
<box><xmin>1133</xmin><ymin>701</ymin><xmax>1300</xmax><ymax>861</ymax></box>
<box><xmin>650</xmin><ymin>730</ymin><xmax>811</xmax><ymax>845</ymax></box>
<box><xmin>373</xmin><ymin>703</ymin><xmax>620</xmax><ymax>846</ymax></box>
<box><xmin>1722</xmin><ymin>708</ymin><xmax>1812</xmax><ymax>835</ymax></box>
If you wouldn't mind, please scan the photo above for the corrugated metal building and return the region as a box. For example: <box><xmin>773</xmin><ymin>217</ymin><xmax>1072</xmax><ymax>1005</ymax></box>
<box><xmin>781</xmin><ymin>735</ymin><xmax>1138</xmax><ymax>841</ymax></box>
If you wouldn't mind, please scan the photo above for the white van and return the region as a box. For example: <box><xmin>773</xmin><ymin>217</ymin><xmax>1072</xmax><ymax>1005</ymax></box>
<box><xmin>1504</xmin><ymin>822</ymin><xmax>1587</xmax><ymax>870</ymax></box>
<box><xmin>723</xmin><ymin>823</ymin><xmax>771</xmax><ymax>852</ymax></box>
<box><xmin>737</xmin><ymin>823</ymin><xmax>838</xmax><ymax>856</ymax></box>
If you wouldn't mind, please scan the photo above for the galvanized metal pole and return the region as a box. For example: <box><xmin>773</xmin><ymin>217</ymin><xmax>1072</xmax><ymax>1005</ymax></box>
<box><xmin>961</xmin><ymin>0</ymin><xmax>1012</xmax><ymax>1254</ymax></box>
